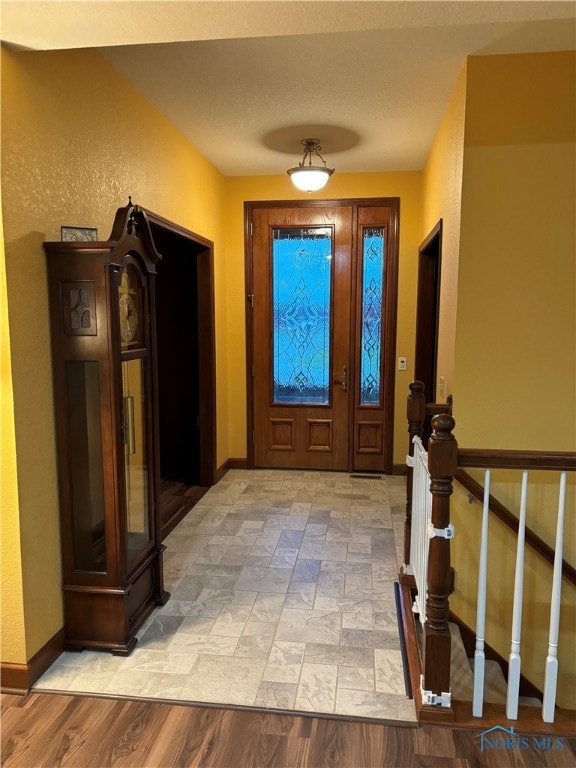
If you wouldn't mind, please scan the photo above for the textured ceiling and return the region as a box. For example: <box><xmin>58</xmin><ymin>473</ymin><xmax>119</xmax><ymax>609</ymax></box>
<box><xmin>2</xmin><ymin>1</ymin><xmax>575</xmax><ymax>175</ymax></box>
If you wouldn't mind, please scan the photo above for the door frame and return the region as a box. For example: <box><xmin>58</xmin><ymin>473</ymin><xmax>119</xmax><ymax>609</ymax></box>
<box><xmin>244</xmin><ymin>198</ymin><xmax>399</xmax><ymax>472</ymax></box>
<box><xmin>414</xmin><ymin>219</ymin><xmax>442</xmax><ymax>403</ymax></box>
<box><xmin>144</xmin><ymin>207</ymin><xmax>217</xmax><ymax>488</ymax></box>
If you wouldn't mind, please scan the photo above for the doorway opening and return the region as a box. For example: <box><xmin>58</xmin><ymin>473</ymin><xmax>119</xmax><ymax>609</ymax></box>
<box><xmin>414</xmin><ymin>219</ymin><xmax>442</xmax><ymax>402</ymax></box>
<box><xmin>147</xmin><ymin>212</ymin><xmax>217</xmax><ymax>539</ymax></box>
<box><xmin>245</xmin><ymin>198</ymin><xmax>399</xmax><ymax>474</ymax></box>
<box><xmin>414</xmin><ymin>220</ymin><xmax>442</xmax><ymax>443</ymax></box>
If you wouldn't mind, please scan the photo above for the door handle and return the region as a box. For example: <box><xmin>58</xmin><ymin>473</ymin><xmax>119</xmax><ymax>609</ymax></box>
<box><xmin>341</xmin><ymin>365</ymin><xmax>348</xmax><ymax>392</ymax></box>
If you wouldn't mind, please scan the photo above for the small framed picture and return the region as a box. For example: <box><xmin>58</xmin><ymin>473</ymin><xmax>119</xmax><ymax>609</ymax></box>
<box><xmin>61</xmin><ymin>226</ymin><xmax>98</xmax><ymax>242</ymax></box>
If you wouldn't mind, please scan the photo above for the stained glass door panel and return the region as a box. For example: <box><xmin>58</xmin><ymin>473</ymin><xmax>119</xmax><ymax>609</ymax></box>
<box><xmin>272</xmin><ymin>227</ymin><xmax>332</xmax><ymax>405</ymax></box>
<box><xmin>360</xmin><ymin>228</ymin><xmax>385</xmax><ymax>405</ymax></box>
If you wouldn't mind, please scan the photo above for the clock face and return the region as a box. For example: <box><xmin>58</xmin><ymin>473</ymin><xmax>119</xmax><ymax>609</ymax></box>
<box><xmin>119</xmin><ymin>293</ymin><xmax>138</xmax><ymax>343</ymax></box>
<box><xmin>118</xmin><ymin>265</ymin><xmax>141</xmax><ymax>347</ymax></box>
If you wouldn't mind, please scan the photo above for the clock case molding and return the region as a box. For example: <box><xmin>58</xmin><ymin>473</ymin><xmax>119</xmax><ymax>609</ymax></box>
<box><xmin>44</xmin><ymin>202</ymin><xmax>172</xmax><ymax>655</ymax></box>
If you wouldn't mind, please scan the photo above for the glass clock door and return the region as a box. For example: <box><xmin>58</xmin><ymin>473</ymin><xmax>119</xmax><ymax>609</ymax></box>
<box><xmin>118</xmin><ymin>263</ymin><xmax>153</xmax><ymax>564</ymax></box>
<box><xmin>122</xmin><ymin>358</ymin><xmax>151</xmax><ymax>561</ymax></box>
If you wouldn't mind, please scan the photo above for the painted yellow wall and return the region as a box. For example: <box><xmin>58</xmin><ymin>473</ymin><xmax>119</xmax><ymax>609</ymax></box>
<box><xmin>0</xmin><ymin>193</ymin><xmax>27</xmax><ymax>664</ymax></box>
<box><xmin>224</xmin><ymin>171</ymin><xmax>423</xmax><ymax>468</ymax></box>
<box><xmin>0</xmin><ymin>45</ymin><xmax>228</xmax><ymax>663</ymax></box>
<box><xmin>455</xmin><ymin>51</ymin><xmax>575</xmax><ymax>451</ymax></box>
<box><xmin>448</xmin><ymin>51</ymin><xmax>576</xmax><ymax>708</ymax></box>
<box><xmin>421</xmin><ymin>64</ymin><xmax>467</xmax><ymax>398</ymax></box>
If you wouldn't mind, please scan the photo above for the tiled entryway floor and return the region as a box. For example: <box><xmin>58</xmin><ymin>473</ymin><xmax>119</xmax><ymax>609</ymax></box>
<box><xmin>34</xmin><ymin>469</ymin><xmax>416</xmax><ymax>722</ymax></box>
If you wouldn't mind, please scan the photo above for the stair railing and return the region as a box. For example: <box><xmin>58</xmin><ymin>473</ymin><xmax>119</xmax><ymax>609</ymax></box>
<box><xmin>404</xmin><ymin>381</ymin><xmax>575</xmax><ymax>724</ymax></box>
<box><xmin>456</xmin><ymin>450</ymin><xmax>573</xmax><ymax>723</ymax></box>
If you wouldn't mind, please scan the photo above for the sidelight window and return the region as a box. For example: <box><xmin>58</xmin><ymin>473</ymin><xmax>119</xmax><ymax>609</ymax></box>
<box><xmin>360</xmin><ymin>228</ymin><xmax>385</xmax><ymax>405</ymax></box>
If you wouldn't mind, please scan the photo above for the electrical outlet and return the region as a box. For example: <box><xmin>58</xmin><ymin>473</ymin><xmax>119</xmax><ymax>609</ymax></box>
<box><xmin>398</xmin><ymin>357</ymin><xmax>407</xmax><ymax>371</ymax></box>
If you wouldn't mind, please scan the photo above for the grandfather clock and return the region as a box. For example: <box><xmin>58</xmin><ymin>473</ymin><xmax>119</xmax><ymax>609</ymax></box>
<box><xmin>45</xmin><ymin>202</ymin><xmax>169</xmax><ymax>655</ymax></box>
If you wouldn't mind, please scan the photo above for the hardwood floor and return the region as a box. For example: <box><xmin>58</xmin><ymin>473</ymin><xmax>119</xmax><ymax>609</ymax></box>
<box><xmin>3</xmin><ymin>693</ymin><xmax>575</xmax><ymax>767</ymax></box>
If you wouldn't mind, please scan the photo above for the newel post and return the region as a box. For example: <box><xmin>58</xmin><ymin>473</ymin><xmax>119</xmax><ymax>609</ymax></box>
<box><xmin>423</xmin><ymin>413</ymin><xmax>457</xmax><ymax>704</ymax></box>
<box><xmin>403</xmin><ymin>381</ymin><xmax>426</xmax><ymax>570</ymax></box>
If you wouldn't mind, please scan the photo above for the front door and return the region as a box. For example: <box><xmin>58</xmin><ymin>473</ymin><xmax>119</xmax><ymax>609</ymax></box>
<box><xmin>246</xmin><ymin>199</ymin><xmax>399</xmax><ymax>473</ymax></box>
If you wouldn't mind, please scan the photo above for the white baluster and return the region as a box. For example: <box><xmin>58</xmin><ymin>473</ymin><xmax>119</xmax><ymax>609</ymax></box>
<box><xmin>473</xmin><ymin>469</ymin><xmax>490</xmax><ymax>717</ymax></box>
<box><xmin>542</xmin><ymin>472</ymin><xmax>567</xmax><ymax>723</ymax></box>
<box><xmin>506</xmin><ymin>470</ymin><xmax>528</xmax><ymax>720</ymax></box>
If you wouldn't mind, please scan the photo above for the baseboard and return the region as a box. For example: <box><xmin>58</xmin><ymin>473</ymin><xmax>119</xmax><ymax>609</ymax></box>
<box><xmin>217</xmin><ymin>460</ymin><xmax>404</xmax><ymax>478</ymax></box>
<box><xmin>216</xmin><ymin>457</ymin><xmax>248</xmax><ymax>482</ymax></box>
<box><xmin>1</xmin><ymin>627</ymin><xmax>64</xmax><ymax>694</ymax></box>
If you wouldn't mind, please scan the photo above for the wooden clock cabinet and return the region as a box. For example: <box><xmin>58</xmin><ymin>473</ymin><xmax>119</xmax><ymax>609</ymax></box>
<box><xmin>45</xmin><ymin>202</ymin><xmax>169</xmax><ymax>655</ymax></box>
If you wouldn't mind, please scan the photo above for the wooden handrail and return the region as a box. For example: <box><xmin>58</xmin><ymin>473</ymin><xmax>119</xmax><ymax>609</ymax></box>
<box><xmin>455</xmin><ymin>468</ymin><xmax>576</xmax><ymax>586</ymax></box>
<box><xmin>425</xmin><ymin>396</ymin><xmax>452</xmax><ymax>417</ymax></box>
<box><xmin>457</xmin><ymin>449</ymin><xmax>576</xmax><ymax>472</ymax></box>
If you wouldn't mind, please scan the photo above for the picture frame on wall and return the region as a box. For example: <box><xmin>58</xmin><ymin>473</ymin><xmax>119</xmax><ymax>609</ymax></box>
<box><xmin>61</xmin><ymin>226</ymin><xmax>98</xmax><ymax>242</ymax></box>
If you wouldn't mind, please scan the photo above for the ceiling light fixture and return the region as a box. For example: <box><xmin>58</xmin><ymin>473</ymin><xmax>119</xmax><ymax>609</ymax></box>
<box><xmin>287</xmin><ymin>138</ymin><xmax>334</xmax><ymax>193</ymax></box>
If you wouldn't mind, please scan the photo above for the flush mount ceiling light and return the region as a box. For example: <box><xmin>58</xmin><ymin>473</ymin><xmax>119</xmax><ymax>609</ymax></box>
<box><xmin>287</xmin><ymin>138</ymin><xmax>334</xmax><ymax>192</ymax></box>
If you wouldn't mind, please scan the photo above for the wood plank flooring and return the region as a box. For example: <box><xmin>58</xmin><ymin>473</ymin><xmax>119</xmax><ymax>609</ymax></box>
<box><xmin>3</xmin><ymin>692</ymin><xmax>576</xmax><ymax>768</ymax></box>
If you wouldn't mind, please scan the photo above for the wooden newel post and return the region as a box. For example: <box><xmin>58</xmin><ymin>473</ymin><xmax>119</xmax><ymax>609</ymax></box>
<box><xmin>404</xmin><ymin>381</ymin><xmax>426</xmax><ymax>568</ymax></box>
<box><xmin>423</xmin><ymin>413</ymin><xmax>457</xmax><ymax>702</ymax></box>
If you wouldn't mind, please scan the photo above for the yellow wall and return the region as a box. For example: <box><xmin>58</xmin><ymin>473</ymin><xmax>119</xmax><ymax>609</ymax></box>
<box><xmin>0</xmin><ymin>194</ymin><xmax>27</xmax><ymax>664</ymax></box>
<box><xmin>448</xmin><ymin>50</ymin><xmax>576</xmax><ymax>708</ymax></box>
<box><xmin>224</xmin><ymin>171</ymin><xmax>423</xmax><ymax>468</ymax></box>
<box><xmin>0</xmin><ymin>45</ymin><xmax>228</xmax><ymax>662</ymax></box>
<box><xmin>455</xmin><ymin>51</ymin><xmax>575</xmax><ymax>451</ymax></box>
<box><xmin>421</xmin><ymin>64</ymin><xmax>466</xmax><ymax>398</ymax></box>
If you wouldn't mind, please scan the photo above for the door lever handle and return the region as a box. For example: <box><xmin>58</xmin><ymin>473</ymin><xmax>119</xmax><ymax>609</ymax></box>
<box><xmin>341</xmin><ymin>365</ymin><xmax>348</xmax><ymax>392</ymax></box>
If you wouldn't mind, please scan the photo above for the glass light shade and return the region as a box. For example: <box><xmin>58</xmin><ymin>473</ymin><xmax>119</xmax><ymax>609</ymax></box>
<box><xmin>288</xmin><ymin>166</ymin><xmax>334</xmax><ymax>193</ymax></box>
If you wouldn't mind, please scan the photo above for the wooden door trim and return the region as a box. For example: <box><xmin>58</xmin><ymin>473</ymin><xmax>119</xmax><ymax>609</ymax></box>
<box><xmin>144</xmin><ymin>208</ymin><xmax>217</xmax><ymax>487</ymax></box>
<box><xmin>244</xmin><ymin>204</ymin><xmax>256</xmax><ymax>468</ymax></box>
<box><xmin>382</xmin><ymin>202</ymin><xmax>400</xmax><ymax>473</ymax></box>
<box><xmin>245</xmin><ymin>198</ymin><xmax>400</xmax><ymax>473</ymax></box>
<box><xmin>414</xmin><ymin>219</ymin><xmax>442</xmax><ymax>403</ymax></box>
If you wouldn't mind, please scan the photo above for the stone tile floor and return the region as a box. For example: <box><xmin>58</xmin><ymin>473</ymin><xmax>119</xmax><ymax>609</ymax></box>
<box><xmin>33</xmin><ymin>469</ymin><xmax>416</xmax><ymax>722</ymax></box>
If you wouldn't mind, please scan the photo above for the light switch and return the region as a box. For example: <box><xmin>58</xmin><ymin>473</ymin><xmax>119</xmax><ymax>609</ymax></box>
<box><xmin>398</xmin><ymin>357</ymin><xmax>407</xmax><ymax>371</ymax></box>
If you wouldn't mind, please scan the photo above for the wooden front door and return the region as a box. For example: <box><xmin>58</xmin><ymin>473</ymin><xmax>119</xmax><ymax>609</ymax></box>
<box><xmin>246</xmin><ymin>199</ymin><xmax>399</xmax><ymax>473</ymax></box>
